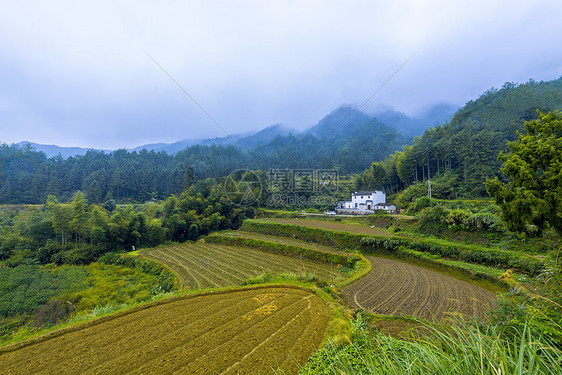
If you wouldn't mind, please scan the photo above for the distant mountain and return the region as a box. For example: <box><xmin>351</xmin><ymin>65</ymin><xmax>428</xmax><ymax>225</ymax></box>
<box><xmin>15</xmin><ymin>103</ymin><xmax>453</xmax><ymax>158</ymax></box>
<box><xmin>15</xmin><ymin>142</ymin><xmax>111</xmax><ymax>158</ymax></box>
<box><xmin>238</xmin><ymin>124</ymin><xmax>294</xmax><ymax>149</ymax></box>
<box><xmin>253</xmin><ymin>106</ymin><xmax>408</xmax><ymax>172</ymax></box>
<box><xmin>417</xmin><ymin>103</ymin><xmax>457</xmax><ymax>128</ymax></box>
<box><xmin>372</xmin><ymin>103</ymin><xmax>456</xmax><ymax>137</ymax></box>
<box><xmin>307</xmin><ymin>106</ymin><xmax>372</xmax><ymax>139</ymax></box>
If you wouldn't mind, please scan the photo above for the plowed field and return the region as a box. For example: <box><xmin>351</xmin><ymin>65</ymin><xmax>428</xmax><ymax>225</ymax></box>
<box><xmin>224</xmin><ymin>230</ymin><xmax>346</xmax><ymax>254</ymax></box>
<box><xmin>264</xmin><ymin>218</ymin><xmax>394</xmax><ymax>236</ymax></box>
<box><xmin>143</xmin><ymin>243</ymin><xmax>344</xmax><ymax>289</ymax></box>
<box><xmin>343</xmin><ymin>256</ymin><xmax>496</xmax><ymax>320</ymax></box>
<box><xmin>0</xmin><ymin>286</ymin><xmax>329</xmax><ymax>375</ymax></box>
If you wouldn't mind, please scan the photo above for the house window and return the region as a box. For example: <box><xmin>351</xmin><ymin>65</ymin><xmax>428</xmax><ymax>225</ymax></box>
<box><xmin>355</xmin><ymin>203</ymin><xmax>357</xmax><ymax>208</ymax></box>
<box><xmin>361</xmin><ymin>196</ymin><xmax>363</xmax><ymax>199</ymax></box>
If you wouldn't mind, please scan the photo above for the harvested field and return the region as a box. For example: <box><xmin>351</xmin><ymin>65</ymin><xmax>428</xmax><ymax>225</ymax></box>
<box><xmin>142</xmin><ymin>243</ymin><xmax>345</xmax><ymax>289</ymax></box>
<box><xmin>343</xmin><ymin>256</ymin><xmax>496</xmax><ymax>320</ymax></box>
<box><xmin>0</xmin><ymin>286</ymin><xmax>330</xmax><ymax>375</ymax></box>
<box><xmin>223</xmin><ymin>230</ymin><xmax>347</xmax><ymax>254</ymax></box>
<box><xmin>263</xmin><ymin>218</ymin><xmax>394</xmax><ymax>236</ymax></box>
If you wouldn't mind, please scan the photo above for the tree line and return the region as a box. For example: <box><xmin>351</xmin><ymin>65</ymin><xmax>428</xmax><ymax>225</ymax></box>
<box><xmin>0</xmin><ymin>182</ymin><xmax>255</xmax><ymax>267</ymax></box>
<box><xmin>355</xmin><ymin>77</ymin><xmax>562</xmax><ymax>198</ymax></box>
<box><xmin>0</xmin><ymin>109</ymin><xmax>407</xmax><ymax>204</ymax></box>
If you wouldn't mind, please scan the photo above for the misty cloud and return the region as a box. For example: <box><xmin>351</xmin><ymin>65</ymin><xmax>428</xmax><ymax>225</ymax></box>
<box><xmin>0</xmin><ymin>0</ymin><xmax>561</xmax><ymax>148</ymax></box>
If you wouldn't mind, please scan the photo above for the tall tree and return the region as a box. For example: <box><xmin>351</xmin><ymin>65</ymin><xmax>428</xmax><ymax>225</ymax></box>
<box><xmin>46</xmin><ymin>195</ymin><xmax>71</xmax><ymax>247</ymax></box>
<box><xmin>486</xmin><ymin>112</ymin><xmax>562</xmax><ymax>236</ymax></box>
<box><xmin>70</xmin><ymin>191</ymin><xmax>89</xmax><ymax>246</ymax></box>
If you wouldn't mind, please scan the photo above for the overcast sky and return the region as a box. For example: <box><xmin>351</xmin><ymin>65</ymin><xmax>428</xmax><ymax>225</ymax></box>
<box><xmin>1</xmin><ymin>0</ymin><xmax>561</xmax><ymax>149</ymax></box>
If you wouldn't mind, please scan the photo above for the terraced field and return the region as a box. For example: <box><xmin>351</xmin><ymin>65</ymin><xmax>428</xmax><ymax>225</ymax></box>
<box><xmin>142</xmin><ymin>243</ymin><xmax>345</xmax><ymax>289</ymax></box>
<box><xmin>263</xmin><ymin>218</ymin><xmax>395</xmax><ymax>236</ymax></box>
<box><xmin>343</xmin><ymin>256</ymin><xmax>497</xmax><ymax>320</ymax></box>
<box><xmin>0</xmin><ymin>286</ymin><xmax>330</xmax><ymax>374</ymax></box>
<box><xmin>222</xmin><ymin>230</ymin><xmax>347</xmax><ymax>254</ymax></box>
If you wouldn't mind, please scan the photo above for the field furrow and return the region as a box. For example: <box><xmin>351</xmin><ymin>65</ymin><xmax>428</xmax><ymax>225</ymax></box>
<box><xmin>147</xmin><ymin>249</ymin><xmax>201</xmax><ymax>288</ymax></box>
<box><xmin>150</xmin><ymin>248</ymin><xmax>225</xmax><ymax>289</ymax></box>
<box><xmin>165</xmin><ymin>246</ymin><xmax>238</xmax><ymax>286</ymax></box>
<box><xmin>83</xmin><ymin>295</ymin><xmax>260</xmax><ymax>374</ymax></box>
<box><xmin>178</xmin><ymin>295</ymin><xmax>310</xmax><ymax>374</ymax></box>
<box><xmin>0</xmin><ymin>287</ymin><xmax>329</xmax><ymax>375</ymax></box>
<box><xmin>142</xmin><ymin>242</ymin><xmax>343</xmax><ymax>289</ymax></box>
<box><xmin>343</xmin><ymin>256</ymin><xmax>496</xmax><ymax>320</ymax></box>
<box><xmin>174</xmin><ymin>244</ymin><xmax>258</xmax><ymax>280</ymax></box>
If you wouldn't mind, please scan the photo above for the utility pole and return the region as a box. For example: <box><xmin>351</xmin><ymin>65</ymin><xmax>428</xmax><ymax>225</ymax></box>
<box><xmin>427</xmin><ymin>161</ymin><xmax>432</xmax><ymax>199</ymax></box>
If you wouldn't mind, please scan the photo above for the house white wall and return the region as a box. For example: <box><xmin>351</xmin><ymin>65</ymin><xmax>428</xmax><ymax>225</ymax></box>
<box><xmin>338</xmin><ymin>201</ymin><xmax>353</xmax><ymax>209</ymax></box>
<box><xmin>351</xmin><ymin>191</ymin><xmax>385</xmax><ymax>210</ymax></box>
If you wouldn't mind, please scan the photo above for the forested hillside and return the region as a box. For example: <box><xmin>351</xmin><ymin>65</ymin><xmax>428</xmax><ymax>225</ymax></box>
<box><xmin>0</xmin><ymin>107</ymin><xmax>407</xmax><ymax>204</ymax></box>
<box><xmin>356</xmin><ymin>77</ymin><xmax>562</xmax><ymax>198</ymax></box>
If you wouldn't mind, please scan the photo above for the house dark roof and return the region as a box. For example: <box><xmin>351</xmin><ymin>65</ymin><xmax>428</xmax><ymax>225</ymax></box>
<box><xmin>352</xmin><ymin>191</ymin><xmax>382</xmax><ymax>196</ymax></box>
<box><xmin>375</xmin><ymin>203</ymin><xmax>396</xmax><ymax>207</ymax></box>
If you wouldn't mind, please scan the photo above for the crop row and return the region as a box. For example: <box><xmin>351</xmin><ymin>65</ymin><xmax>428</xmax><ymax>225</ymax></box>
<box><xmin>142</xmin><ymin>243</ymin><xmax>345</xmax><ymax>290</ymax></box>
<box><xmin>241</xmin><ymin>220</ymin><xmax>545</xmax><ymax>275</ymax></box>
<box><xmin>0</xmin><ymin>286</ymin><xmax>330</xmax><ymax>374</ymax></box>
<box><xmin>224</xmin><ymin>230</ymin><xmax>343</xmax><ymax>254</ymax></box>
<box><xmin>205</xmin><ymin>233</ymin><xmax>360</xmax><ymax>267</ymax></box>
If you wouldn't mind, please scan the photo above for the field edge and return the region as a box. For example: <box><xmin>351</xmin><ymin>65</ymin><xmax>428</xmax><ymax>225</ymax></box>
<box><xmin>0</xmin><ymin>283</ymin><xmax>340</xmax><ymax>354</ymax></box>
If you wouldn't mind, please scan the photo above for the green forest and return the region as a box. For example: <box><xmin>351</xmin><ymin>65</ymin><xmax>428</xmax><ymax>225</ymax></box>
<box><xmin>0</xmin><ymin>185</ymin><xmax>254</xmax><ymax>267</ymax></box>
<box><xmin>0</xmin><ymin>107</ymin><xmax>405</xmax><ymax>204</ymax></box>
<box><xmin>355</xmin><ymin>77</ymin><xmax>562</xmax><ymax>199</ymax></box>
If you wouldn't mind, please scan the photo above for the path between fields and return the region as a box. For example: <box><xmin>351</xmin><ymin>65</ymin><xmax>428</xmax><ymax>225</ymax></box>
<box><xmin>263</xmin><ymin>218</ymin><xmax>395</xmax><ymax>236</ymax></box>
<box><xmin>342</xmin><ymin>256</ymin><xmax>497</xmax><ymax>320</ymax></box>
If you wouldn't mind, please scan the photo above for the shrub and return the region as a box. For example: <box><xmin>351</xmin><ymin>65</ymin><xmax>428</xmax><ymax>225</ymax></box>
<box><xmin>418</xmin><ymin>205</ymin><xmax>448</xmax><ymax>229</ymax></box>
<box><xmin>410</xmin><ymin>196</ymin><xmax>433</xmax><ymax>214</ymax></box>
<box><xmin>32</xmin><ymin>296</ymin><xmax>79</xmax><ymax>328</ymax></box>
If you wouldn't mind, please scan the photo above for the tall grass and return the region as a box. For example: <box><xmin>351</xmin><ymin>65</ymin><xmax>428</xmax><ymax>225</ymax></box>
<box><xmin>298</xmin><ymin>316</ymin><xmax>562</xmax><ymax>374</ymax></box>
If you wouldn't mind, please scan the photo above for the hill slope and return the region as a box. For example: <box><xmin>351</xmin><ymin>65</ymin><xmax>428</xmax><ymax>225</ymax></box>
<box><xmin>356</xmin><ymin>76</ymin><xmax>562</xmax><ymax>197</ymax></box>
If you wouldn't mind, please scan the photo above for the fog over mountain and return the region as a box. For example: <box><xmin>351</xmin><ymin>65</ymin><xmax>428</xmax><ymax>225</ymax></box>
<box><xmin>16</xmin><ymin>103</ymin><xmax>454</xmax><ymax>158</ymax></box>
<box><xmin>1</xmin><ymin>1</ymin><xmax>561</xmax><ymax>149</ymax></box>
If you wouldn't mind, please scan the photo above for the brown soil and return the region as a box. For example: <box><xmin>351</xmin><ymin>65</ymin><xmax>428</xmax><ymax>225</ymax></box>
<box><xmin>264</xmin><ymin>218</ymin><xmax>395</xmax><ymax>237</ymax></box>
<box><xmin>343</xmin><ymin>256</ymin><xmax>496</xmax><ymax>321</ymax></box>
<box><xmin>0</xmin><ymin>286</ymin><xmax>330</xmax><ymax>375</ymax></box>
<box><xmin>225</xmin><ymin>230</ymin><xmax>348</xmax><ymax>254</ymax></box>
<box><xmin>143</xmin><ymin>243</ymin><xmax>344</xmax><ymax>289</ymax></box>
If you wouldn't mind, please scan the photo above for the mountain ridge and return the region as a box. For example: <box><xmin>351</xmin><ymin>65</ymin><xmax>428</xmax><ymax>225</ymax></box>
<box><xmin>12</xmin><ymin>103</ymin><xmax>454</xmax><ymax>158</ymax></box>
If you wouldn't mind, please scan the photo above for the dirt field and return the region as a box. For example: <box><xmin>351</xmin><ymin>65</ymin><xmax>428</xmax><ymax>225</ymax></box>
<box><xmin>225</xmin><ymin>230</ymin><xmax>347</xmax><ymax>254</ymax></box>
<box><xmin>264</xmin><ymin>218</ymin><xmax>394</xmax><ymax>236</ymax></box>
<box><xmin>0</xmin><ymin>286</ymin><xmax>329</xmax><ymax>375</ymax></box>
<box><xmin>143</xmin><ymin>243</ymin><xmax>345</xmax><ymax>289</ymax></box>
<box><xmin>343</xmin><ymin>256</ymin><xmax>496</xmax><ymax>320</ymax></box>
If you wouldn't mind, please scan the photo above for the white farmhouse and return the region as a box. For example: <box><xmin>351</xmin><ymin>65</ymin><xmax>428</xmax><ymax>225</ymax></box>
<box><xmin>337</xmin><ymin>191</ymin><xmax>394</xmax><ymax>214</ymax></box>
<box><xmin>351</xmin><ymin>191</ymin><xmax>385</xmax><ymax>210</ymax></box>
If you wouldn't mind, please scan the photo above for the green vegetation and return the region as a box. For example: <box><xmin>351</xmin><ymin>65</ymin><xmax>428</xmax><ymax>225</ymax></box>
<box><xmin>299</xmin><ymin>314</ymin><xmax>562</xmax><ymax>374</ymax></box>
<box><xmin>205</xmin><ymin>233</ymin><xmax>360</xmax><ymax>267</ymax></box>
<box><xmin>0</xmin><ymin>256</ymin><xmax>175</xmax><ymax>344</ymax></box>
<box><xmin>355</xmin><ymin>77</ymin><xmax>562</xmax><ymax>198</ymax></box>
<box><xmin>221</xmin><ymin>230</ymin><xmax>347</xmax><ymax>253</ymax></box>
<box><xmin>487</xmin><ymin>111</ymin><xmax>562</xmax><ymax>237</ymax></box>
<box><xmin>242</xmin><ymin>219</ymin><xmax>544</xmax><ymax>275</ymax></box>
<box><xmin>0</xmin><ymin>187</ymin><xmax>253</xmax><ymax>267</ymax></box>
